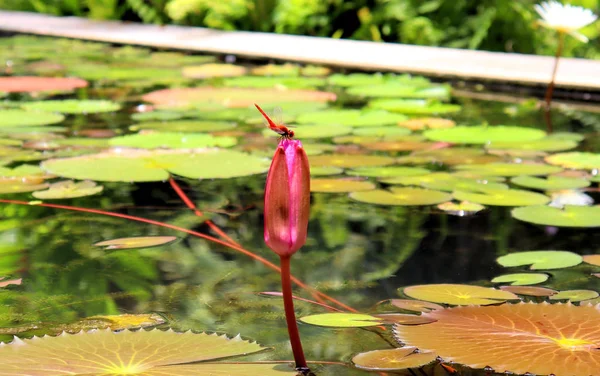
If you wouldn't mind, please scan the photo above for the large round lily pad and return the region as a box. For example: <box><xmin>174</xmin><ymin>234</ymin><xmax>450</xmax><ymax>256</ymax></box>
<box><xmin>511</xmin><ymin>205</ymin><xmax>600</xmax><ymax>227</ymax></box>
<box><xmin>369</xmin><ymin>99</ymin><xmax>461</xmax><ymax>115</ymax></box>
<box><xmin>295</xmin><ymin>109</ymin><xmax>408</xmax><ymax>127</ymax></box>
<box><xmin>511</xmin><ymin>175</ymin><xmax>590</xmax><ymax>190</ymax></box>
<box><xmin>0</xmin><ymin>110</ymin><xmax>64</xmax><ymax>127</ymax></box>
<box><xmin>22</xmin><ymin>100</ymin><xmax>121</xmax><ymax>114</ymax></box>
<box><xmin>424</xmin><ymin>125</ymin><xmax>546</xmax><ymax>144</ymax></box>
<box><xmin>488</xmin><ymin>138</ymin><xmax>578</xmax><ymax>152</ymax></box>
<box><xmin>453</xmin><ymin>188</ymin><xmax>550</xmax><ymax>206</ymax></box>
<box><xmin>0</xmin><ymin>76</ymin><xmax>88</xmax><ymax>93</ymax></box>
<box><xmin>402</xmin><ymin>284</ymin><xmax>518</xmax><ymax>305</ymax></box>
<box><xmin>352</xmin><ymin>347</ymin><xmax>437</xmax><ymax>371</ymax></box>
<box><xmin>350</xmin><ymin>187</ymin><xmax>452</xmax><ymax>206</ymax></box>
<box><xmin>496</xmin><ymin>250</ymin><xmax>582</xmax><ymax>270</ymax></box>
<box><xmin>545</xmin><ymin>152</ymin><xmax>600</xmax><ymax>170</ymax></box>
<box><xmin>41</xmin><ymin>149</ymin><xmax>270</xmax><ymax>182</ymax></box>
<box><xmin>455</xmin><ymin>163</ymin><xmax>563</xmax><ymax>177</ymax></box>
<box><xmin>109</xmin><ymin>132</ymin><xmax>237</xmax><ymax>149</ymax></box>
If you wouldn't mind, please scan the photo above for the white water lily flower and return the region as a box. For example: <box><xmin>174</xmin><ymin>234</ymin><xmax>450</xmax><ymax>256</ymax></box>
<box><xmin>535</xmin><ymin>1</ymin><xmax>598</xmax><ymax>42</ymax></box>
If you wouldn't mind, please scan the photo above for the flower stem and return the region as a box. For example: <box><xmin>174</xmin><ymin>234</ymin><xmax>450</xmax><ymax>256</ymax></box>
<box><xmin>279</xmin><ymin>255</ymin><xmax>309</xmax><ymax>374</ymax></box>
<box><xmin>543</xmin><ymin>31</ymin><xmax>565</xmax><ymax>133</ymax></box>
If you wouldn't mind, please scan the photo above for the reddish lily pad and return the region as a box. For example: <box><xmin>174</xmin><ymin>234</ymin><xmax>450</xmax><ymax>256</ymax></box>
<box><xmin>352</xmin><ymin>347</ymin><xmax>437</xmax><ymax>371</ymax></box>
<box><xmin>0</xmin><ymin>76</ymin><xmax>87</xmax><ymax>93</ymax></box>
<box><xmin>499</xmin><ymin>285</ymin><xmax>558</xmax><ymax>297</ymax></box>
<box><xmin>373</xmin><ymin>313</ymin><xmax>437</xmax><ymax>325</ymax></box>
<box><xmin>403</xmin><ymin>284</ymin><xmax>519</xmax><ymax>305</ymax></box>
<box><xmin>32</xmin><ymin>180</ymin><xmax>103</xmax><ymax>199</ymax></box>
<box><xmin>398</xmin><ymin>117</ymin><xmax>456</xmax><ymax>130</ymax></box>
<box><xmin>582</xmin><ymin>255</ymin><xmax>600</xmax><ymax>267</ymax></box>
<box><xmin>93</xmin><ymin>236</ymin><xmax>178</xmax><ymax>250</ymax></box>
<box><xmin>0</xmin><ymin>277</ymin><xmax>22</xmax><ymax>288</ymax></box>
<box><xmin>389</xmin><ymin>299</ymin><xmax>444</xmax><ymax>313</ymax></box>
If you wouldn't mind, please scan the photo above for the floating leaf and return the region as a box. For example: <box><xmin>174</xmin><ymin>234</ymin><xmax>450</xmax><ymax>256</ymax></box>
<box><xmin>250</xmin><ymin>63</ymin><xmax>299</xmax><ymax>76</ymax></box>
<box><xmin>263</xmin><ymin>124</ymin><xmax>350</xmax><ymax>139</ymax></box>
<box><xmin>182</xmin><ymin>63</ymin><xmax>247</xmax><ymax>78</ymax></box>
<box><xmin>512</xmin><ymin>205</ymin><xmax>600</xmax><ymax>227</ymax></box>
<box><xmin>348</xmin><ymin>83</ymin><xmax>450</xmax><ymax>99</ymax></box>
<box><xmin>132</xmin><ymin>120</ymin><xmax>237</xmax><ymax>133</ymax></box>
<box><xmin>350</xmin><ymin>187</ymin><xmax>452</xmax><ymax>206</ymax></box>
<box><xmin>398</xmin><ymin>117</ymin><xmax>455</xmax><ymax>130</ymax></box>
<box><xmin>399</xmin><ymin>147</ymin><xmax>501</xmax><ymax>166</ymax></box>
<box><xmin>549</xmin><ymin>290</ymin><xmax>599</xmax><ymax>302</ymax></box>
<box><xmin>352</xmin><ymin>347</ymin><xmax>437</xmax><ymax>371</ymax></box>
<box><xmin>0</xmin><ymin>329</ymin><xmax>292</xmax><ymax>375</ymax></box>
<box><xmin>491</xmin><ymin>273</ymin><xmax>549</xmax><ymax>286</ymax></box>
<box><xmin>0</xmin><ymin>181</ymin><xmax>48</xmax><ymax>194</ymax></box>
<box><xmin>424</xmin><ymin>125</ymin><xmax>545</xmax><ymax>144</ymax></box>
<box><xmin>389</xmin><ymin>299</ymin><xmax>444</xmax><ymax>313</ymax></box>
<box><xmin>499</xmin><ymin>285</ymin><xmax>558</xmax><ymax>297</ymax></box>
<box><xmin>222</xmin><ymin>76</ymin><xmax>325</xmax><ymax>89</ymax></box>
<box><xmin>373</xmin><ymin>313</ymin><xmax>437</xmax><ymax>325</ymax></box>
<box><xmin>496</xmin><ymin>250</ymin><xmax>582</xmax><ymax>270</ymax></box>
<box><xmin>94</xmin><ymin>236</ymin><xmax>177</xmax><ymax>250</ymax></box>
<box><xmin>0</xmin><ymin>165</ymin><xmax>49</xmax><ymax>180</ymax></box>
<box><xmin>0</xmin><ymin>76</ymin><xmax>87</xmax><ymax>93</ymax></box>
<box><xmin>295</xmin><ymin>109</ymin><xmax>408</xmax><ymax>127</ymax></box>
<box><xmin>403</xmin><ymin>284</ymin><xmax>519</xmax><ymax>305</ymax></box>
<box><xmin>353</xmin><ymin>126</ymin><xmax>412</xmax><ymax>137</ymax></box>
<box><xmin>310</xmin><ymin>166</ymin><xmax>343</xmax><ymax>176</ymax></box>
<box><xmin>455</xmin><ymin>163</ymin><xmax>562</xmax><ymax>177</ymax></box>
<box><xmin>109</xmin><ymin>132</ymin><xmax>237</xmax><ymax>149</ymax></box>
<box><xmin>300</xmin><ymin>65</ymin><xmax>331</xmax><ymax>76</ymax></box>
<box><xmin>22</xmin><ymin>100</ymin><xmax>121</xmax><ymax>114</ymax></box>
<box><xmin>511</xmin><ymin>175</ymin><xmax>590</xmax><ymax>191</ymax></box>
<box><xmin>300</xmin><ymin>313</ymin><xmax>382</xmax><ymax>327</ymax></box>
<box><xmin>131</xmin><ymin>111</ymin><xmax>185</xmax><ymax>122</ymax></box>
<box><xmin>394</xmin><ymin>303</ymin><xmax>600</xmax><ymax>376</ymax></box>
<box><xmin>369</xmin><ymin>99</ymin><xmax>461</xmax><ymax>115</ymax></box>
<box><xmin>545</xmin><ymin>152</ymin><xmax>600</xmax><ymax>170</ymax></box>
<box><xmin>582</xmin><ymin>255</ymin><xmax>600</xmax><ymax>267</ymax></box>
<box><xmin>310</xmin><ymin>154</ymin><xmax>395</xmax><ymax>168</ymax></box>
<box><xmin>453</xmin><ymin>188</ymin><xmax>550</xmax><ymax>206</ymax></box>
<box><xmin>0</xmin><ymin>110</ymin><xmax>64</xmax><ymax>127</ymax></box>
<box><xmin>488</xmin><ymin>139</ymin><xmax>578</xmax><ymax>152</ymax></box>
<box><xmin>383</xmin><ymin>172</ymin><xmax>508</xmax><ymax>192</ymax></box>
<box><xmin>347</xmin><ymin>166</ymin><xmax>430</xmax><ymax>178</ymax></box>
<box><xmin>437</xmin><ymin>201</ymin><xmax>485</xmax><ymax>216</ymax></box>
<box><xmin>32</xmin><ymin>180</ymin><xmax>103</xmax><ymax>199</ymax></box>
<box><xmin>311</xmin><ymin>178</ymin><xmax>375</xmax><ymax>193</ymax></box>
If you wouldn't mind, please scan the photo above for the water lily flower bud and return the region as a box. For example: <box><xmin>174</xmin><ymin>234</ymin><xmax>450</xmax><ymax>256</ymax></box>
<box><xmin>264</xmin><ymin>139</ymin><xmax>310</xmax><ymax>257</ymax></box>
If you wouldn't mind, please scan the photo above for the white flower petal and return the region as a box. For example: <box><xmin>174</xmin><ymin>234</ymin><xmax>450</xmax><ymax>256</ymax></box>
<box><xmin>535</xmin><ymin>1</ymin><xmax>597</xmax><ymax>33</ymax></box>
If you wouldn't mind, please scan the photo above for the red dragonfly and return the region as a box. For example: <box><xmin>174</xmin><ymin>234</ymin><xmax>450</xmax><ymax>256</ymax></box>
<box><xmin>254</xmin><ymin>103</ymin><xmax>295</xmax><ymax>140</ymax></box>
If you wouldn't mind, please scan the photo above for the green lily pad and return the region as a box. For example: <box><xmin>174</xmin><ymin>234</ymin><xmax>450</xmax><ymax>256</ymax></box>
<box><xmin>369</xmin><ymin>99</ymin><xmax>462</xmax><ymax>115</ymax></box>
<box><xmin>54</xmin><ymin>138</ymin><xmax>111</xmax><ymax>148</ymax></box>
<box><xmin>32</xmin><ymin>180</ymin><xmax>103</xmax><ymax>199</ymax></box>
<box><xmin>491</xmin><ymin>273</ymin><xmax>549</xmax><ymax>286</ymax></box>
<box><xmin>353</xmin><ymin>126</ymin><xmax>412</xmax><ymax>137</ymax></box>
<box><xmin>310</xmin><ymin>166</ymin><xmax>343</xmax><ymax>176</ymax></box>
<box><xmin>251</xmin><ymin>63</ymin><xmax>300</xmax><ymax>76</ymax></box>
<box><xmin>300</xmin><ymin>313</ymin><xmax>382</xmax><ymax>327</ymax></box>
<box><xmin>488</xmin><ymin>139</ymin><xmax>578</xmax><ymax>152</ymax></box>
<box><xmin>133</xmin><ymin>120</ymin><xmax>237</xmax><ymax>133</ymax></box>
<box><xmin>69</xmin><ymin>64</ymin><xmax>181</xmax><ymax>82</ymax></box>
<box><xmin>347</xmin><ymin>166</ymin><xmax>430</xmax><ymax>178</ymax></box>
<box><xmin>545</xmin><ymin>152</ymin><xmax>600</xmax><ymax>170</ymax></box>
<box><xmin>41</xmin><ymin>149</ymin><xmax>269</xmax><ymax>182</ymax></box>
<box><xmin>546</xmin><ymin>132</ymin><xmax>585</xmax><ymax>142</ymax></box>
<box><xmin>22</xmin><ymin>100</ymin><xmax>121</xmax><ymax>114</ymax></box>
<box><xmin>311</xmin><ymin>178</ymin><xmax>375</xmax><ymax>193</ymax></box>
<box><xmin>402</xmin><ymin>284</ymin><xmax>519</xmax><ymax>305</ymax></box>
<box><xmin>382</xmin><ymin>172</ymin><xmax>508</xmax><ymax>192</ymax></box>
<box><xmin>424</xmin><ymin>125</ymin><xmax>546</xmax><ymax>144</ymax></box>
<box><xmin>453</xmin><ymin>188</ymin><xmax>549</xmax><ymax>206</ymax></box>
<box><xmin>0</xmin><ymin>165</ymin><xmax>48</xmax><ymax>179</ymax></box>
<box><xmin>270</xmin><ymin>124</ymin><xmax>351</xmax><ymax>139</ymax></box>
<box><xmin>389</xmin><ymin>299</ymin><xmax>444</xmax><ymax>313</ymax></box>
<box><xmin>549</xmin><ymin>289</ymin><xmax>599</xmax><ymax>302</ymax></box>
<box><xmin>310</xmin><ymin>154</ymin><xmax>395</xmax><ymax>168</ymax></box>
<box><xmin>511</xmin><ymin>176</ymin><xmax>591</xmax><ymax>191</ymax></box>
<box><xmin>109</xmin><ymin>132</ymin><xmax>237</xmax><ymax>149</ymax></box>
<box><xmin>0</xmin><ymin>181</ymin><xmax>49</xmax><ymax>194</ymax></box>
<box><xmin>94</xmin><ymin>236</ymin><xmax>177</xmax><ymax>250</ymax></box>
<box><xmin>348</xmin><ymin>83</ymin><xmax>450</xmax><ymax>99</ymax></box>
<box><xmin>437</xmin><ymin>201</ymin><xmax>485</xmax><ymax>216</ymax></box>
<box><xmin>222</xmin><ymin>76</ymin><xmax>325</xmax><ymax>89</ymax></box>
<box><xmin>182</xmin><ymin>63</ymin><xmax>247</xmax><ymax>78</ymax></box>
<box><xmin>398</xmin><ymin>147</ymin><xmax>501</xmax><ymax>166</ymax></box>
<box><xmin>301</xmin><ymin>65</ymin><xmax>331</xmax><ymax>76</ymax></box>
<box><xmin>398</xmin><ymin>117</ymin><xmax>455</xmax><ymax>130</ymax></box>
<box><xmin>454</xmin><ymin>163</ymin><xmax>563</xmax><ymax>177</ymax></box>
<box><xmin>496</xmin><ymin>250</ymin><xmax>582</xmax><ymax>270</ymax></box>
<box><xmin>352</xmin><ymin>347</ymin><xmax>437</xmax><ymax>371</ymax></box>
<box><xmin>511</xmin><ymin>205</ymin><xmax>600</xmax><ymax>227</ymax></box>
<box><xmin>498</xmin><ymin>285</ymin><xmax>558</xmax><ymax>297</ymax></box>
<box><xmin>131</xmin><ymin>111</ymin><xmax>186</xmax><ymax>122</ymax></box>
<box><xmin>328</xmin><ymin>73</ymin><xmax>430</xmax><ymax>87</ymax></box>
<box><xmin>350</xmin><ymin>187</ymin><xmax>452</xmax><ymax>206</ymax></box>
<box><xmin>0</xmin><ymin>110</ymin><xmax>64</xmax><ymax>127</ymax></box>
<box><xmin>295</xmin><ymin>109</ymin><xmax>408</xmax><ymax>127</ymax></box>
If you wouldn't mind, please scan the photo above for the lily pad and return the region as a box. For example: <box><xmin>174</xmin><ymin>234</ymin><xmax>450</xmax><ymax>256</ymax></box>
<box><xmin>300</xmin><ymin>313</ymin><xmax>382</xmax><ymax>327</ymax></box>
<box><xmin>549</xmin><ymin>290</ymin><xmax>599</xmax><ymax>302</ymax></box>
<box><xmin>0</xmin><ymin>328</ymin><xmax>292</xmax><ymax>375</ymax></box>
<box><xmin>383</xmin><ymin>172</ymin><xmax>508</xmax><ymax>192</ymax></box>
<box><xmin>0</xmin><ymin>76</ymin><xmax>87</xmax><ymax>93</ymax></box>
<box><xmin>0</xmin><ymin>110</ymin><xmax>65</xmax><ymax>127</ymax></box>
<box><xmin>263</xmin><ymin>124</ymin><xmax>350</xmax><ymax>139</ymax></box>
<box><xmin>512</xmin><ymin>205</ymin><xmax>600</xmax><ymax>227</ymax></box>
<box><xmin>545</xmin><ymin>152</ymin><xmax>600</xmax><ymax>170</ymax></box>
<box><xmin>182</xmin><ymin>63</ymin><xmax>247</xmax><ymax>78</ymax></box>
<box><xmin>454</xmin><ymin>163</ymin><xmax>563</xmax><ymax>177</ymax></box>
<box><xmin>250</xmin><ymin>63</ymin><xmax>300</xmax><ymax>76</ymax></box>
<box><xmin>352</xmin><ymin>347</ymin><xmax>437</xmax><ymax>371</ymax></box>
<box><xmin>350</xmin><ymin>187</ymin><xmax>452</xmax><ymax>206</ymax></box>
<box><xmin>582</xmin><ymin>255</ymin><xmax>600</xmax><ymax>267</ymax></box>
<box><xmin>310</xmin><ymin>154</ymin><xmax>395</xmax><ymax>168</ymax></box>
<box><xmin>399</xmin><ymin>147</ymin><xmax>501</xmax><ymax>166</ymax></box>
<box><xmin>22</xmin><ymin>100</ymin><xmax>121</xmax><ymax>114</ymax></box>
<box><xmin>310</xmin><ymin>166</ymin><xmax>343</xmax><ymax>176</ymax></box>
<box><xmin>424</xmin><ymin>125</ymin><xmax>546</xmax><ymax>144</ymax></box>
<box><xmin>222</xmin><ymin>76</ymin><xmax>325</xmax><ymax>89</ymax></box>
<box><xmin>402</xmin><ymin>284</ymin><xmax>518</xmax><ymax>305</ymax></box>
<box><xmin>131</xmin><ymin>111</ymin><xmax>186</xmax><ymax>122</ymax></box>
<box><xmin>437</xmin><ymin>201</ymin><xmax>485</xmax><ymax>216</ymax></box>
<box><xmin>295</xmin><ymin>109</ymin><xmax>408</xmax><ymax>127</ymax></box>
<box><xmin>353</xmin><ymin>126</ymin><xmax>411</xmax><ymax>137</ymax></box>
<box><xmin>0</xmin><ymin>181</ymin><xmax>49</xmax><ymax>194</ymax></box>
<box><xmin>453</xmin><ymin>188</ymin><xmax>550</xmax><ymax>206</ymax></box>
<box><xmin>511</xmin><ymin>175</ymin><xmax>591</xmax><ymax>191</ymax></box>
<box><xmin>488</xmin><ymin>139</ymin><xmax>578</xmax><ymax>152</ymax></box>
<box><xmin>311</xmin><ymin>178</ymin><xmax>375</xmax><ymax>193</ymax></box>
<box><xmin>496</xmin><ymin>250</ymin><xmax>582</xmax><ymax>270</ymax></box>
<box><xmin>369</xmin><ymin>99</ymin><xmax>461</xmax><ymax>115</ymax></box>
<box><xmin>0</xmin><ymin>165</ymin><xmax>49</xmax><ymax>180</ymax></box>
<box><xmin>491</xmin><ymin>273</ymin><xmax>549</xmax><ymax>286</ymax></box>
<box><xmin>32</xmin><ymin>180</ymin><xmax>103</xmax><ymax>199</ymax></box>
<box><xmin>347</xmin><ymin>166</ymin><xmax>430</xmax><ymax>178</ymax></box>
<box><xmin>389</xmin><ymin>299</ymin><xmax>444</xmax><ymax>313</ymax></box>
<box><xmin>398</xmin><ymin>117</ymin><xmax>455</xmax><ymax>130</ymax></box>
<box><xmin>499</xmin><ymin>285</ymin><xmax>558</xmax><ymax>297</ymax></box>
<box><xmin>301</xmin><ymin>65</ymin><xmax>331</xmax><ymax>76</ymax></box>
<box><xmin>109</xmin><ymin>132</ymin><xmax>237</xmax><ymax>149</ymax></box>
<box><xmin>94</xmin><ymin>236</ymin><xmax>177</xmax><ymax>250</ymax></box>
<box><xmin>348</xmin><ymin>83</ymin><xmax>450</xmax><ymax>99</ymax></box>
<box><xmin>41</xmin><ymin>149</ymin><xmax>270</xmax><ymax>182</ymax></box>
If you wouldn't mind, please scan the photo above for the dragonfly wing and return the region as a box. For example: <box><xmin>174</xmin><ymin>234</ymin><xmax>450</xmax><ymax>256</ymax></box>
<box><xmin>272</xmin><ymin>106</ymin><xmax>284</xmax><ymax>126</ymax></box>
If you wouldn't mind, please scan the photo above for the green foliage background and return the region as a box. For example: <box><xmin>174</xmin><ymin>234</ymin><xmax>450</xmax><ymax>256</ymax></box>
<box><xmin>0</xmin><ymin>0</ymin><xmax>598</xmax><ymax>57</ymax></box>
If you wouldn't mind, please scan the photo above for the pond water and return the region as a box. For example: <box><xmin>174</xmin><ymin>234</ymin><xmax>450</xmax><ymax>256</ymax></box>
<box><xmin>0</xmin><ymin>34</ymin><xmax>600</xmax><ymax>376</ymax></box>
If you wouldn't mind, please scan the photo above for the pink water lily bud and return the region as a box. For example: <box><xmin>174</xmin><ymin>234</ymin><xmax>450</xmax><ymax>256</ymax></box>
<box><xmin>264</xmin><ymin>139</ymin><xmax>310</xmax><ymax>257</ymax></box>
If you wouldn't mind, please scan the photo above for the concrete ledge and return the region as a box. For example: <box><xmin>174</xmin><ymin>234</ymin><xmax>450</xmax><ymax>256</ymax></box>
<box><xmin>1</xmin><ymin>11</ymin><xmax>599</xmax><ymax>90</ymax></box>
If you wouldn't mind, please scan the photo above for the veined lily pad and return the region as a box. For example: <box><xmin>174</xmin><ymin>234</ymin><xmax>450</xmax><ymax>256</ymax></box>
<box><xmin>549</xmin><ymin>290</ymin><xmax>599</xmax><ymax>302</ymax></box>
<box><xmin>41</xmin><ymin>149</ymin><xmax>269</xmax><ymax>182</ymax></box>
<box><xmin>310</xmin><ymin>154</ymin><xmax>395</xmax><ymax>168</ymax></box>
<box><xmin>32</xmin><ymin>180</ymin><xmax>103</xmax><ymax>199</ymax></box>
<box><xmin>453</xmin><ymin>188</ymin><xmax>550</xmax><ymax>206</ymax></box>
<box><xmin>300</xmin><ymin>313</ymin><xmax>382</xmax><ymax>327</ymax></box>
<box><xmin>311</xmin><ymin>178</ymin><xmax>375</xmax><ymax>193</ymax></box>
<box><xmin>488</xmin><ymin>139</ymin><xmax>578</xmax><ymax>152</ymax></box>
<box><xmin>499</xmin><ymin>285</ymin><xmax>558</xmax><ymax>297</ymax></box>
<box><xmin>0</xmin><ymin>329</ymin><xmax>292</xmax><ymax>375</ymax></box>
<box><xmin>437</xmin><ymin>201</ymin><xmax>485</xmax><ymax>216</ymax></box>
<box><xmin>109</xmin><ymin>132</ymin><xmax>237</xmax><ymax>149</ymax></box>
<box><xmin>22</xmin><ymin>100</ymin><xmax>121</xmax><ymax>114</ymax></box>
<box><xmin>369</xmin><ymin>99</ymin><xmax>461</xmax><ymax>115</ymax></box>
<box><xmin>0</xmin><ymin>76</ymin><xmax>87</xmax><ymax>93</ymax></box>
<box><xmin>0</xmin><ymin>110</ymin><xmax>64</xmax><ymax>127</ymax></box>
<box><xmin>403</xmin><ymin>284</ymin><xmax>518</xmax><ymax>305</ymax></box>
<box><xmin>350</xmin><ymin>187</ymin><xmax>452</xmax><ymax>206</ymax></box>
<box><xmin>94</xmin><ymin>236</ymin><xmax>177</xmax><ymax>250</ymax></box>
<box><xmin>353</xmin><ymin>127</ymin><xmax>411</xmax><ymax>137</ymax></box>
<box><xmin>491</xmin><ymin>273</ymin><xmax>549</xmax><ymax>286</ymax></box>
<box><xmin>512</xmin><ymin>205</ymin><xmax>600</xmax><ymax>227</ymax></box>
<box><xmin>424</xmin><ymin>125</ymin><xmax>546</xmax><ymax>144</ymax></box>
<box><xmin>347</xmin><ymin>166</ymin><xmax>430</xmax><ymax>178</ymax></box>
<box><xmin>222</xmin><ymin>76</ymin><xmax>325</xmax><ymax>89</ymax></box>
<box><xmin>352</xmin><ymin>347</ymin><xmax>437</xmax><ymax>371</ymax></box>
<box><xmin>389</xmin><ymin>299</ymin><xmax>444</xmax><ymax>313</ymax></box>
<box><xmin>496</xmin><ymin>250</ymin><xmax>582</xmax><ymax>270</ymax></box>
<box><xmin>582</xmin><ymin>255</ymin><xmax>600</xmax><ymax>267</ymax></box>
<box><xmin>545</xmin><ymin>152</ymin><xmax>600</xmax><ymax>170</ymax></box>
<box><xmin>454</xmin><ymin>163</ymin><xmax>563</xmax><ymax>177</ymax></box>
<box><xmin>511</xmin><ymin>175</ymin><xmax>590</xmax><ymax>190</ymax></box>
<box><xmin>348</xmin><ymin>83</ymin><xmax>450</xmax><ymax>99</ymax></box>
<box><xmin>182</xmin><ymin>63</ymin><xmax>247</xmax><ymax>79</ymax></box>
<box><xmin>398</xmin><ymin>117</ymin><xmax>455</xmax><ymax>130</ymax></box>
<box><xmin>295</xmin><ymin>109</ymin><xmax>408</xmax><ymax>127</ymax></box>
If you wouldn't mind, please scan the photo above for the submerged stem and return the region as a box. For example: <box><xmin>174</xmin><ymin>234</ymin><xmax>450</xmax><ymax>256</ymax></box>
<box><xmin>543</xmin><ymin>31</ymin><xmax>565</xmax><ymax>133</ymax></box>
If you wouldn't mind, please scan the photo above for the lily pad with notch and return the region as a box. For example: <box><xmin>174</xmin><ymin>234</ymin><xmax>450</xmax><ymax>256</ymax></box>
<box><xmin>511</xmin><ymin>175</ymin><xmax>591</xmax><ymax>191</ymax></box>
<box><xmin>496</xmin><ymin>250</ymin><xmax>582</xmax><ymax>270</ymax></box>
<box><xmin>94</xmin><ymin>236</ymin><xmax>178</xmax><ymax>250</ymax></box>
<box><xmin>352</xmin><ymin>347</ymin><xmax>438</xmax><ymax>371</ymax></box>
<box><xmin>402</xmin><ymin>283</ymin><xmax>519</xmax><ymax>305</ymax></box>
<box><xmin>491</xmin><ymin>273</ymin><xmax>549</xmax><ymax>286</ymax></box>
<box><xmin>511</xmin><ymin>205</ymin><xmax>600</xmax><ymax>227</ymax></box>
<box><xmin>32</xmin><ymin>180</ymin><xmax>103</xmax><ymax>199</ymax></box>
